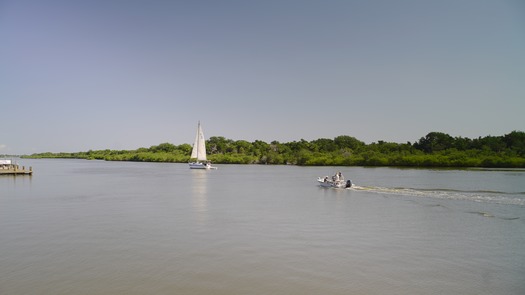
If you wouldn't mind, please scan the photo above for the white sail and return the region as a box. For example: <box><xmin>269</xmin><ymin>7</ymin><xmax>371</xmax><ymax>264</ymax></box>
<box><xmin>190</xmin><ymin>122</ymin><xmax>207</xmax><ymax>161</ymax></box>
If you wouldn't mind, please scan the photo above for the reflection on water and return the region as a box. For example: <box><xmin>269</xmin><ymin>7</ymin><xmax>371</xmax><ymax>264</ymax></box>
<box><xmin>191</xmin><ymin>170</ymin><xmax>208</xmax><ymax>225</ymax></box>
<box><xmin>1</xmin><ymin>174</ymin><xmax>33</xmax><ymax>187</ymax></box>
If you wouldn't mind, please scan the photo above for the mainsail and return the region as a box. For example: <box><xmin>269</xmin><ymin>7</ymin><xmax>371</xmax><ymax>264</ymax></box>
<box><xmin>190</xmin><ymin>121</ymin><xmax>207</xmax><ymax>161</ymax></box>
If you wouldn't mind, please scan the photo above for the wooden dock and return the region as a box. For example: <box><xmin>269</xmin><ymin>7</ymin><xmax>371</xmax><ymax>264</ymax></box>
<box><xmin>0</xmin><ymin>165</ymin><xmax>33</xmax><ymax>175</ymax></box>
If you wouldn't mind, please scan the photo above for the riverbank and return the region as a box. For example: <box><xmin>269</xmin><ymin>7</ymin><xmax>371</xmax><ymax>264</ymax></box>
<box><xmin>23</xmin><ymin>152</ymin><xmax>525</xmax><ymax>168</ymax></box>
<box><xmin>22</xmin><ymin>131</ymin><xmax>525</xmax><ymax>168</ymax></box>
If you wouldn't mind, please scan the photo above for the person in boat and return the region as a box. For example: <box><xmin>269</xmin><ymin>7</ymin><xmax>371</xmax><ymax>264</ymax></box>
<box><xmin>324</xmin><ymin>176</ymin><xmax>329</xmax><ymax>182</ymax></box>
<box><xmin>338</xmin><ymin>172</ymin><xmax>344</xmax><ymax>181</ymax></box>
<box><xmin>334</xmin><ymin>172</ymin><xmax>340</xmax><ymax>182</ymax></box>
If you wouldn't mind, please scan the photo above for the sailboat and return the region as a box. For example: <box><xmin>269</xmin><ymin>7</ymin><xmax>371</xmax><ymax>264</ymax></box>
<box><xmin>189</xmin><ymin>121</ymin><xmax>217</xmax><ymax>169</ymax></box>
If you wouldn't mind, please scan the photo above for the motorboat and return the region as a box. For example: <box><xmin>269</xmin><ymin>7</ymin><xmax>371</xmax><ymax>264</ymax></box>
<box><xmin>317</xmin><ymin>175</ymin><xmax>352</xmax><ymax>188</ymax></box>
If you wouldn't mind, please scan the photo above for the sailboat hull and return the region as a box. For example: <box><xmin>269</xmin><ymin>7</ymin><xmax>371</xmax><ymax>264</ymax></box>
<box><xmin>189</xmin><ymin>162</ymin><xmax>217</xmax><ymax>169</ymax></box>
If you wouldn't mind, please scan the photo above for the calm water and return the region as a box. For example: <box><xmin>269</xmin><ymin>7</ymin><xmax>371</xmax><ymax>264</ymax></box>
<box><xmin>1</xmin><ymin>159</ymin><xmax>525</xmax><ymax>295</ymax></box>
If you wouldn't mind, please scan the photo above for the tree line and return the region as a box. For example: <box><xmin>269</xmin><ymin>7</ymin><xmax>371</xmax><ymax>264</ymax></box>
<box><xmin>25</xmin><ymin>131</ymin><xmax>525</xmax><ymax>168</ymax></box>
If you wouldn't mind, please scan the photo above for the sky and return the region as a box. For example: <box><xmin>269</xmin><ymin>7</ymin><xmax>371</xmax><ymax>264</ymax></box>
<box><xmin>1</xmin><ymin>0</ymin><xmax>524</xmax><ymax>155</ymax></box>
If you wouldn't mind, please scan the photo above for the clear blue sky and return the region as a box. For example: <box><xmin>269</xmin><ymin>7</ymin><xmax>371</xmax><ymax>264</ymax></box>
<box><xmin>1</xmin><ymin>0</ymin><xmax>524</xmax><ymax>155</ymax></box>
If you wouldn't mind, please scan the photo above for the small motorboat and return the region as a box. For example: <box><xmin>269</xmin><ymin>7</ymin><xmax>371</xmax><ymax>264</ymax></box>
<box><xmin>317</xmin><ymin>176</ymin><xmax>352</xmax><ymax>188</ymax></box>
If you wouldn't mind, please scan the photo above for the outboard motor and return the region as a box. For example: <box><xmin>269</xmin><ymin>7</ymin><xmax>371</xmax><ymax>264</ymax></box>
<box><xmin>345</xmin><ymin>180</ymin><xmax>352</xmax><ymax>188</ymax></box>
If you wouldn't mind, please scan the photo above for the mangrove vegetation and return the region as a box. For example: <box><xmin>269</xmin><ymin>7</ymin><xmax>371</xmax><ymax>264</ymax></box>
<box><xmin>24</xmin><ymin>131</ymin><xmax>525</xmax><ymax>168</ymax></box>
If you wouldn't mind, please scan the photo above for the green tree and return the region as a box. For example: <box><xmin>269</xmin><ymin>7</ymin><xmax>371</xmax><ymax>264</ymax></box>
<box><xmin>414</xmin><ymin>132</ymin><xmax>454</xmax><ymax>153</ymax></box>
<box><xmin>150</xmin><ymin>143</ymin><xmax>176</xmax><ymax>153</ymax></box>
<box><xmin>504</xmin><ymin>131</ymin><xmax>525</xmax><ymax>156</ymax></box>
<box><xmin>177</xmin><ymin>144</ymin><xmax>192</xmax><ymax>155</ymax></box>
<box><xmin>334</xmin><ymin>135</ymin><xmax>365</xmax><ymax>151</ymax></box>
<box><xmin>311</xmin><ymin>138</ymin><xmax>337</xmax><ymax>152</ymax></box>
<box><xmin>234</xmin><ymin>140</ymin><xmax>252</xmax><ymax>154</ymax></box>
<box><xmin>208</xmin><ymin>136</ymin><xmax>233</xmax><ymax>154</ymax></box>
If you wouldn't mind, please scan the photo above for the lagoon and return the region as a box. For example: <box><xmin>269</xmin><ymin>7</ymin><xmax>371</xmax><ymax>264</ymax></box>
<box><xmin>1</xmin><ymin>159</ymin><xmax>524</xmax><ymax>294</ymax></box>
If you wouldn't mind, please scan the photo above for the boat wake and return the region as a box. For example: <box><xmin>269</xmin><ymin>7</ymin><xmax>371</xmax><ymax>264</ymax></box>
<box><xmin>350</xmin><ymin>185</ymin><xmax>525</xmax><ymax>206</ymax></box>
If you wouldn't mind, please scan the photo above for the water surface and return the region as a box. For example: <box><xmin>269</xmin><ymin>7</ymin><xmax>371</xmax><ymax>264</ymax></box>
<box><xmin>1</xmin><ymin>159</ymin><xmax>524</xmax><ymax>294</ymax></box>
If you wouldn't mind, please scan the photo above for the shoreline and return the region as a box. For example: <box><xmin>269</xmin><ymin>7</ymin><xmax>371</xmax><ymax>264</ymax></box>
<box><xmin>19</xmin><ymin>156</ymin><xmax>525</xmax><ymax>170</ymax></box>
